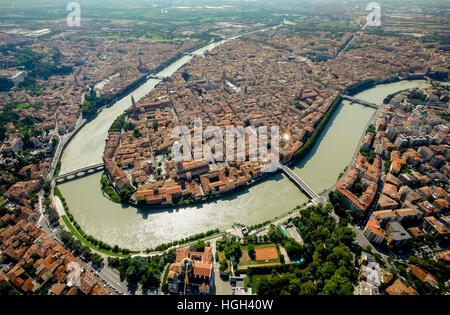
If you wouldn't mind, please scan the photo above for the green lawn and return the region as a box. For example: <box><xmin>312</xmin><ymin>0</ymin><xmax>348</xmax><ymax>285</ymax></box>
<box><xmin>15</xmin><ymin>103</ymin><xmax>29</xmax><ymax>110</ymax></box>
<box><xmin>255</xmin><ymin>243</ymin><xmax>278</xmax><ymax>249</ymax></box>
<box><xmin>53</xmin><ymin>161</ymin><xmax>61</xmax><ymax>177</ymax></box>
<box><xmin>238</xmin><ymin>258</ymin><xmax>280</xmax><ymax>267</ymax></box>
<box><xmin>218</xmin><ymin>251</ymin><xmax>231</xmax><ymax>273</ymax></box>
<box><xmin>100</xmin><ymin>173</ymin><xmax>121</xmax><ymax>203</ymax></box>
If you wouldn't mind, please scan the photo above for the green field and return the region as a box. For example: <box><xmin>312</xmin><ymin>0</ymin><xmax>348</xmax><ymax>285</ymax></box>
<box><xmin>100</xmin><ymin>173</ymin><xmax>121</xmax><ymax>203</ymax></box>
<box><xmin>15</xmin><ymin>103</ymin><xmax>30</xmax><ymax>110</ymax></box>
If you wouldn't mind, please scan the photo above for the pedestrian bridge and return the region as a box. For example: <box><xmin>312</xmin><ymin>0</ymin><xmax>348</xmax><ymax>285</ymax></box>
<box><xmin>341</xmin><ymin>95</ymin><xmax>379</xmax><ymax>109</ymax></box>
<box><xmin>54</xmin><ymin>163</ymin><xmax>105</xmax><ymax>183</ymax></box>
<box><xmin>280</xmin><ymin>165</ymin><xmax>319</xmax><ymax>200</ymax></box>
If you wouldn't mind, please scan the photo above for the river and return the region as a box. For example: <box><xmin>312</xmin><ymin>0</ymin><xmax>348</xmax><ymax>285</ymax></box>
<box><xmin>58</xmin><ymin>50</ymin><xmax>431</xmax><ymax>250</ymax></box>
<box><xmin>292</xmin><ymin>79</ymin><xmax>432</xmax><ymax>193</ymax></box>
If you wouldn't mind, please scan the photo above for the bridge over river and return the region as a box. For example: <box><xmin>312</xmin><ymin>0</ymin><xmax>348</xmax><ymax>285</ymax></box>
<box><xmin>55</xmin><ymin>163</ymin><xmax>105</xmax><ymax>183</ymax></box>
<box><xmin>279</xmin><ymin>164</ymin><xmax>320</xmax><ymax>200</ymax></box>
<box><xmin>341</xmin><ymin>95</ymin><xmax>379</xmax><ymax>109</ymax></box>
<box><xmin>146</xmin><ymin>74</ymin><xmax>167</xmax><ymax>80</ymax></box>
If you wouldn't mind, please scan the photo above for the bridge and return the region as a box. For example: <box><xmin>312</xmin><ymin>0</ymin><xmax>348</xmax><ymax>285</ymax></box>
<box><xmin>147</xmin><ymin>74</ymin><xmax>166</xmax><ymax>80</ymax></box>
<box><xmin>54</xmin><ymin>163</ymin><xmax>105</xmax><ymax>182</ymax></box>
<box><xmin>280</xmin><ymin>165</ymin><xmax>319</xmax><ymax>200</ymax></box>
<box><xmin>341</xmin><ymin>95</ymin><xmax>379</xmax><ymax>109</ymax></box>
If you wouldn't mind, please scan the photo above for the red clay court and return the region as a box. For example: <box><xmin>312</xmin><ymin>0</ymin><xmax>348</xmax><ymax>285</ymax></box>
<box><xmin>255</xmin><ymin>247</ymin><xmax>279</xmax><ymax>261</ymax></box>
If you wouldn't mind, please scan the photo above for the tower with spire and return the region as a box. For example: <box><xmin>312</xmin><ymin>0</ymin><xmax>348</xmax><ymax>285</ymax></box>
<box><xmin>131</xmin><ymin>95</ymin><xmax>138</xmax><ymax>119</ymax></box>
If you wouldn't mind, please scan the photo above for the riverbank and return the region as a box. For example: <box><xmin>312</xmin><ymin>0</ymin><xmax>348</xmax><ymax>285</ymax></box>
<box><xmin>55</xmin><ymin>181</ymin><xmax>227</xmax><ymax>256</ymax></box>
<box><xmin>291</xmin><ymin>95</ymin><xmax>342</xmax><ymax>164</ymax></box>
<box><xmin>53</xmin><ymin>187</ymin><xmax>138</xmax><ymax>257</ymax></box>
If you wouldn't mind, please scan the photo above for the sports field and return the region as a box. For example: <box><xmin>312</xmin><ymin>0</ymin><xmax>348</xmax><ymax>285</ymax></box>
<box><xmin>255</xmin><ymin>247</ymin><xmax>279</xmax><ymax>261</ymax></box>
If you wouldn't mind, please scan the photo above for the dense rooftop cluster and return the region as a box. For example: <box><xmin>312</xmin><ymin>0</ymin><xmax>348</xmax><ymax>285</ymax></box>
<box><xmin>103</xmin><ymin>27</ymin><xmax>448</xmax><ymax>206</ymax></box>
<box><xmin>353</xmin><ymin>84</ymin><xmax>450</xmax><ymax>250</ymax></box>
<box><xmin>0</xmin><ymin>220</ymin><xmax>106</xmax><ymax>295</ymax></box>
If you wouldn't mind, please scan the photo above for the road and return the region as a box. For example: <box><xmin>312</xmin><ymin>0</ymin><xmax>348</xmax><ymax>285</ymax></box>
<box><xmin>336</xmin><ymin>23</ymin><xmax>368</xmax><ymax>57</ymax></box>
<box><xmin>38</xmin><ymin>117</ymin><xmax>144</xmax><ymax>295</ymax></box>
<box><xmin>38</xmin><ymin>191</ymin><xmax>155</xmax><ymax>295</ymax></box>
<box><xmin>46</xmin><ymin>116</ymin><xmax>86</xmax><ymax>183</ymax></box>
<box><xmin>209</xmin><ymin>238</ymin><xmax>233</xmax><ymax>295</ymax></box>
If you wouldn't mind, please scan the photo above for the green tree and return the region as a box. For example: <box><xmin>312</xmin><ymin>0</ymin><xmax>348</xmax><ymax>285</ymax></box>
<box><xmin>366</xmin><ymin>124</ymin><xmax>375</xmax><ymax>133</ymax></box>
<box><xmin>219</xmin><ymin>260</ymin><xmax>228</xmax><ymax>272</ymax></box>
<box><xmin>125</xmin><ymin>257</ymin><xmax>149</xmax><ymax>283</ymax></box>
<box><xmin>133</xmin><ymin>129</ymin><xmax>142</xmax><ymax>138</ymax></box>
<box><xmin>317</xmin><ymin>261</ymin><xmax>336</xmax><ymax>280</ymax></box>
<box><xmin>140</xmin><ymin>262</ymin><xmax>161</xmax><ymax>287</ymax></box>
<box><xmin>0</xmin><ymin>78</ymin><xmax>13</xmax><ymax>92</ymax></box>
<box><xmin>335</xmin><ymin>226</ymin><xmax>356</xmax><ymax>246</ymax></box>
<box><xmin>181</xmin><ymin>71</ymin><xmax>190</xmax><ymax>82</ymax></box>
<box><xmin>91</xmin><ymin>254</ymin><xmax>104</xmax><ymax>267</ymax></box>
<box><xmin>190</xmin><ymin>240</ymin><xmax>206</xmax><ymax>252</ymax></box>
<box><xmin>248</xmin><ymin>244</ymin><xmax>256</xmax><ymax>260</ymax></box>
<box><xmin>0</xmin><ymin>281</ymin><xmax>19</xmax><ymax>295</ymax></box>
<box><xmin>267</xmin><ymin>224</ymin><xmax>283</xmax><ymax>243</ymax></box>
<box><xmin>321</xmin><ymin>273</ymin><xmax>353</xmax><ymax>295</ymax></box>
<box><xmin>119</xmin><ymin>183</ymin><xmax>134</xmax><ymax>201</ymax></box>
<box><xmin>81</xmin><ymin>100</ymin><xmax>96</xmax><ymax>118</ymax></box>
<box><xmin>299</xmin><ymin>280</ymin><xmax>317</xmax><ymax>295</ymax></box>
